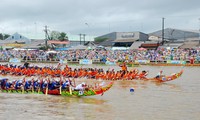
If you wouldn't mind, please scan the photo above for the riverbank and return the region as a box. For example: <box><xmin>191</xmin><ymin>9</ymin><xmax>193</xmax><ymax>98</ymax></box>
<box><xmin>1</xmin><ymin>59</ymin><xmax>200</xmax><ymax>67</ymax></box>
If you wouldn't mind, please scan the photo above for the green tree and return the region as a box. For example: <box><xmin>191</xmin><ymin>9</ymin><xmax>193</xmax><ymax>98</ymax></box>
<box><xmin>0</xmin><ymin>33</ymin><xmax>10</xmax><ymax>40</ymax></box>
<box><xmin>50</xmin><ymin>31</ymin><xmax>60</xmax><ymax>40</ymax></box>
<box><xmin>49</xmin><ymin>31</ymin><xmax>68</xmax><ymax>48</ymax></box>
<box><xmin>58</xmin><ymin>32</ymin><xmax>68</xmax><ymax>41</ymax></box>
<box><xmin>0</xmin><ymin>33</ymin><xmax>3</xmax><ymax>40</ymax></box>
<box><xmin>50</xmin><ymin>31</ymin><xmax>68</xmax><ymax>41</ymax></box>
<box><xmin>4</xmin><ymin>34</ymin><xmax>10</xmax><ymax>39</ymax></box>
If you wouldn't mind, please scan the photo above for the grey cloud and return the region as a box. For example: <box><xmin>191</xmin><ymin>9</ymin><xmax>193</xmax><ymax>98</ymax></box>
<box><xmin>0</xmin><ymin>0</ymin><xmax>200</xmax><ymax>38</ymax></box>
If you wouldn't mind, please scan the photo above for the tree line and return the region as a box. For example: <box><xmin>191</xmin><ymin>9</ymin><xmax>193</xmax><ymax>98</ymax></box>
<box><xmin>0</xmin><ymin>33</ymin><xmax>10</xmax><ymax>40</ymax></box>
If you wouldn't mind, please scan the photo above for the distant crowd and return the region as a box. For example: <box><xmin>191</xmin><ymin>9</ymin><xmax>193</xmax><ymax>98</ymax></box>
<box><xmin>0</xmin><ymin>48</ymin><xmax>200</xmax><ymax>63</ymax></box>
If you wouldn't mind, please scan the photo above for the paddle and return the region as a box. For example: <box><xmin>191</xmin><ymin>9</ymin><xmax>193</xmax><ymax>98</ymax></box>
<box><xmin>101</xmin><ymin>88</ymin><xmax>104</xmax><ymax>96</ymax></box>
<box><xmin>22</xmin><ymin>86</ymin><xmax>24</xmax><ymax>94</ymax></box>
<box><xmin>69</xmin><ymin>86</ymin><xmax>72</xmax><ymax>95</ymax></box>
<box><xmin>59</xmin><ymin>76</ymin><xmax>62</xmax><ymax>95</ymax></box>
<box><xmin>69</xmin><ymin>78</ymin><xmax>75</xmax><ymax>95</ymax></box>
<box><xmin>32</xmin><ymin>85</ymin><xmax>34</xmax><ymax>93</ymax></box>
<box><xmin>31</xmin><ymin>79</ymin><xmax>34</xmax><ymax>93</ymax></box>
<box><xmin>38</xmin><ymin>87</ymin><xmax>40</xmax><ymax>94</ymax></box>
<box><xmin>59</xmin><ymin>86</ymin><xmax>62</xmax><ymax>95</ymax></box>
<box><xmin>45</xmin><ymin>84</ymin><xmax>48</xmax><ymax>95</ymax></box>
<box><xmin>72</xmin><ymin>78</ymin><xmax>76</xmax><ymax>87</ymax></box>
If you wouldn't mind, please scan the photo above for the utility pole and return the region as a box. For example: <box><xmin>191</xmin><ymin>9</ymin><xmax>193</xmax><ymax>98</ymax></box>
<box><xmin>79</xmin><ymin>34</ymin><xmax>82</xmax><ymax>45</ymax></box>
<box><xmin>83</xmin><ymin>34</ymin><xmax>86</xmax><ymax>44</ymax></box>
<box><xmin>199</xmin><ymin>18</ymin><xmax>200</xmax><ymax>44</ymax></box>
<box><xmin>79</xmin><ymin>34</ymin><xmax>86</xmax><ymax>45</ymax></box>
<box><xmin>34</xmin><ymin>22</ymin><xmax>37</xmax><ymax>39</ymax></box>
<box><xmin>85</xmin><ymin>23</ymin><xmax>89</xmax><ymax>42</ymax></box>
<box><xmin>44</xmin><ymin>25</ymin><xmax>49</xmax><ymax>49</ymax></box>
<box><xmin>162</xmin><ymin>17</ymin><xmax>165</xmax><ymax>45</ymax></box>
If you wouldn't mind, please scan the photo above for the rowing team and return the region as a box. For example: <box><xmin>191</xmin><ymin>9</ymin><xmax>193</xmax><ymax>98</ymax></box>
<box><xmin>0</xmin><ymin>64</ymin><xmax>149</xmax><ymax>80</ymax></box>
<box><xmin>0</xmin><ymin>77</ymin><xmax>96</xmax><ymax>92</ymax></box>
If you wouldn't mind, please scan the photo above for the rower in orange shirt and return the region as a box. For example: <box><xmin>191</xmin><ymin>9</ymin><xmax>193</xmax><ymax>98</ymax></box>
<box><xmin>119</xmin><ymin>62</ymin><xmax>127</xmax><ymax>72</ymax></box>
<box><xmin>137</xmin><ymin>70</ymin><xmax>149</xmax><ymax>80</ymax></box>
<box><xmin>116</xmin><ymin>71</ymin><xmax>122</xmax><ymax>80</ymax></box>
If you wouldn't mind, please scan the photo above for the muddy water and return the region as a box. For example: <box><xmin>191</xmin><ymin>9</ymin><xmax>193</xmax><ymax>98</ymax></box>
<box><xmin>0</xmin><ymin>63</ymin><xmax>199</xmax><ymax>120</ymax></box>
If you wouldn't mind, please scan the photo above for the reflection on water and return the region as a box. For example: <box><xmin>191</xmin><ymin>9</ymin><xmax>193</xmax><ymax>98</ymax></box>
<box><xmin>0</xmin><ymin>93</ymin><xmax>111</xmax><ymax>120</ymax></box>
<box><xmin>155</xmin><ymin>82</ymin><xmax>182</xmax><ymax>90</ymax></box>
<box><xmin>114</xmin><ymin>80</ymin><xmax>181</xmax><ymax>92</ymax></box>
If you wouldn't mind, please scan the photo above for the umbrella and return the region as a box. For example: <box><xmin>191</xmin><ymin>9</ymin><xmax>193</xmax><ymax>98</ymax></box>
<box><xmin>138</xmin><ymin>47</ymin><xmax>147</xmax><ymax>51</ymax></box>
<box><xmin>46</xmin><ymin>51</ymin><xmax>57</xmax><ymax>54</ymax></box>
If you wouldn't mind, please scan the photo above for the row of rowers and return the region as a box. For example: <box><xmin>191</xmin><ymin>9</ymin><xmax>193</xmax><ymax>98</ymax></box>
<box><xmin>0</xmin><ymin>64</ymin><xmax>149</xmax><ymax>80</ymax></box>
<box><xmin>0</xmin><ymin>77</ymin><xmax>94</xmax><ymax>91</ymax></box>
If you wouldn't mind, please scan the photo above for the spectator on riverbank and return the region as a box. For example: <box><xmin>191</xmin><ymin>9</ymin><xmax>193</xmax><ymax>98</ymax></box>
<box><xmin>0</xmin><ymin>48</ymin><xmax>199</xmax><ymax>63</ymax></box>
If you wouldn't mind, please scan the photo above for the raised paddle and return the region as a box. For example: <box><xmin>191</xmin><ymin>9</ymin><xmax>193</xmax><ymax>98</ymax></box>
<box><xmin>71</xmin><ymin>78</ymin><xmax>76</xmax><ymax>87</ymax></box>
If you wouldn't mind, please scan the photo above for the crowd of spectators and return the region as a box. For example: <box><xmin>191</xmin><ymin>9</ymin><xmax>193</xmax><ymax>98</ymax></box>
<box><xmin>0</xmin><ymin>48</ymin><xmax>199</xmax><ymax>63</ymax></box>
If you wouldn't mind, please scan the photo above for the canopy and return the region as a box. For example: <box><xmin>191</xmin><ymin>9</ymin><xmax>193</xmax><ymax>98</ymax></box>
<box><xmin>48</xmin><ymin>40</ymin><xmax>70</xmax><ymax>44</ymax></box>
<box><xmin>138</xmin><ymin>47</ymin><xmax>147</xmax><ymax>51</ymax></box>
<box><xmin>46</xmin><ymin>50</ymin><xmax>57</xmax><ymax>54</ymax></box>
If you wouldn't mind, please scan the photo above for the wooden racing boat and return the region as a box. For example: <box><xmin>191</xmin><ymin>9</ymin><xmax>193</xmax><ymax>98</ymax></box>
<box><xmin>150</xmin><ymin>70</ymin><xmax>183</xmax><ymax>82</ymax></box>
<box><xmin>1</xmin><ymin>88</ymin><xmax>43</xmax><ymax>94</ymax></box>
<box><xmin>43</xmin><ymin>81</ymin><xmax>114</xmax><ymax>97</ymax></box>
<box><xmin>0</xmin><ymin>81</ymin><xmax>114</xmax><ymax>97</ymax></box>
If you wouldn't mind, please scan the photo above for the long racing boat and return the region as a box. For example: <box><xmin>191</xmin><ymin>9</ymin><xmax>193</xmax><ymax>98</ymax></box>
<box><xmin>0</xmin><ymin>81</ymin><xmax>114</xmax><ymax>97</ymax></box>
<box><xmin>43</xmin><ymin>81</ymin><xmax>114</xmax><ymax>97</ymax></box>
<box><xmin>149</xmin><ymin>70</ymin><xmax>183</xmax><ymax>82</ymax></box>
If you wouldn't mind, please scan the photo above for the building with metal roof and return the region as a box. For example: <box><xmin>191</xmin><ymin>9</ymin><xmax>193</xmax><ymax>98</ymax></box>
<box><xmin>149</xmin><ymin>28</ymin><xmax>200</xmax><ymax>42</ymax></box>
<box><xmin>95</xmin><ymin>32</ymin><xmax>148</xmax><ymax>47</ymax></box>
<box><xmin>5</xmin><ymin>32</ymin><xmax>31</xmax><ymax>43</ymax></box>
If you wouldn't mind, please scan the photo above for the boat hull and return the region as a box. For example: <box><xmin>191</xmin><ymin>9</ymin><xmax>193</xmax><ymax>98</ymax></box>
<box><xmin>0</xmin><ymin>82</ymin><xmax>114</xmax><ymax>97</ymax></box>
<box><xmin>43</xmin><ymin>81</ymin><xmax>114</xmax><ymax>97</ymax></box>
<box><xmin>151</xmin><ymin>70</ymin><xmax>183</xmax><ymax>82</ymax></box>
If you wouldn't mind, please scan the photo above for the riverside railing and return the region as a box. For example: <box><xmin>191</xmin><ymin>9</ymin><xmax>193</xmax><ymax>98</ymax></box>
<box><xmin>0</xmin><ymin>57</ymin><xmax>199</xmax><ymax>65</ymax></box>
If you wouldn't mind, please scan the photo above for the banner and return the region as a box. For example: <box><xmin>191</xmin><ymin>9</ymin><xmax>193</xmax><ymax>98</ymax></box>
<box><xmin>59</xmin><ymin>59</ymin><xmax>68</xmax><ymax>64</ymax></box>
<box><xmin>9</xmin><ymin>58</ymin><xmax>21</xmax><ymax>63</ymax></box>
<box><xmin>135</xmin><ymin>60</ymin><xmax>150</xmax><ymax>64</ymax></box>
<box><xmin>79</xmin><ymin>59</ymin><xmax>92</xmax><ymax>65</ymax></box>
<box><xmin>105</xmin><ymin>61</ymin><xmax>116</xmax><ymax>65</ymax></box>
<box><xmin>167</xmin><ymin>60</ymin><xmax>186</xmax><ymax>64</ymax></box>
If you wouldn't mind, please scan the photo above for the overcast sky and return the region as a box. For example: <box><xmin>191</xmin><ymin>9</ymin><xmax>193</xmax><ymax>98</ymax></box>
<box><xmin>0</xmin><ymin>0</ymin><xmax>200</xmax><ymax>40</ymax></box>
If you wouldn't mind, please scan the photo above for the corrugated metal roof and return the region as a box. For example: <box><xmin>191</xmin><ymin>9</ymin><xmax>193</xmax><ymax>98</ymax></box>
<box><xmin>113</xmin><ymin>39</ymin><xmax>137</xmax><ymax>43</ymax></box>
<box><xmin>98</xmin><ymin>39</ymin><xmax>113</xmax><ymax>46</ymax></box>
<box><xmin>5</xmin><ymin>32</ymin><xmax>31</xmax><ymax>42</ymax></box>
<box><xmin>129</xmin><ymin>42</ymin><xmax>143</xmax><ymax>49</ymax></box>
<box><xmin>48</xmin><ymin>40</ymin><xmax>70</xmax><ymax>44</ymax></box>
<box><xmin>179</xmin><ymin>42</ymin><xmax>200</xmax><ymax>48</ymax></box>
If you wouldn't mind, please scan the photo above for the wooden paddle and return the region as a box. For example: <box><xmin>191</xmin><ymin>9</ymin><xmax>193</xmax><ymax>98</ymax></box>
<box><xmin>59</xmin><ymin>86</ymin><xmax>62</xmax><ymax>95</ymax></box>
<box><xmin>22</xmin><ymin>86</ymin><xmax>24</xmax><ymax>94</ymax></box>
<box><xmin>38</xmin><ymin>87</ymin><xmax>40</xmax><ymax>94</ymax></box>
<box><xmin>45</xmin><ymin>84</ymin><xmax>48</xmax><ymax>95</ymax></box>
<box><xmin>32</xmin><ymin>86</ymin><xmax>34</xmax><ymax>93</ymax></box>
<box><xmin>69</xmin><ymin>86</ymin><xmax>72</xmax><ymax>95</ymax></box>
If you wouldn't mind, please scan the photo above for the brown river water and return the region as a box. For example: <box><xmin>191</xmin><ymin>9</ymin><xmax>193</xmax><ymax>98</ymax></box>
<box><xmin>0</xmin><ymin>63</ymin><xmax>200</xmax><ymax>120</ymax></box>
